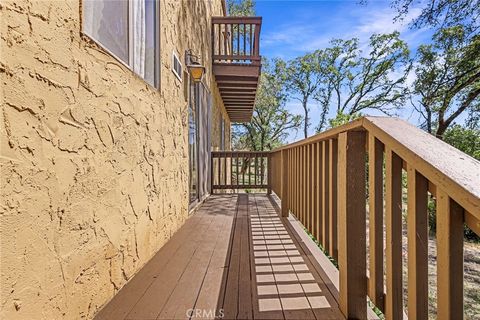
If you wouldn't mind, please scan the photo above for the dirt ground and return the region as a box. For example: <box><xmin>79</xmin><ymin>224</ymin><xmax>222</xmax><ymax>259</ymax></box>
<box><xmin>400</xmin><ymin>224</ymin><xmax>480</xmax><ymax>319</ymax></box>
<box><xmin>364</xmin><ymin>213</ymin><xmax>480</xmax><ymax>319</ymax></box>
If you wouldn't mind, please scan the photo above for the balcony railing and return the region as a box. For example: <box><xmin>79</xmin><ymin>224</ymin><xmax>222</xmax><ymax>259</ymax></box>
<box><xmin>211</xmin><ymin>17</ymin><xmax>263</xmax><ymax>123</ymax></box>
<box><xmin>212</xmin><ymin>117</ymin><xmax>480</xmax><ymax>319</ymax></box>
<box><xmin>210</xmin><ymin>151</ymin><xmax>270</xmax><ymax>192</ymax></box>
<box><xmin>212</xmin><ymin>17</ymin><xmax>262</xmax><ymax>66</ymax></box>
<box><xmin>270</xmin><ymin>116</ymin><xmax>479</xmax><ymax>319</ymax></box>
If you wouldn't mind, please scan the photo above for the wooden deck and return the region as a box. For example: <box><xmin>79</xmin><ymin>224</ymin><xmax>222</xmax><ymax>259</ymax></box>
<box><xmin>95</xmin><ymin>194</ymin><xmax>345</xmax><ymax>320</ymax></box>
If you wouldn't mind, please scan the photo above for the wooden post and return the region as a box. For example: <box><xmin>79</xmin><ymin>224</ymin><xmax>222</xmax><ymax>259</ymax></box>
<box><xmin>407</xmin><ymin>165</ymin><xmax>429</xmax><ymax>319</ymax></box>
<box><xmin>385</xmin><ymin>147</ymin><xmax>403</xmax><ymax>320</ymax></box>
<box><xmin>337</xmin><ymin>131</ymin><xmax>367</xmax><ymax>319</ymax></box>
<box><xmin>316</xmin><ymin>142</ymin><xmax>323</xmax><ymax>242</ymax></box>
<box><xmin>436</xmin><ymin>189</ymin><xmax>464</xmax><ymax>320</ymax></box>
<box><xmin>210</xmin><ymin>152</ymin><xmax>214</xmax><ymax>194</ymax></box>
<box><xmin>322</xmin><ymin>140</ymin><xmax>330</xmax><ymax>249</ymax></box>
<box><xmin>307</xmin><ymin>144</ymin><xmax>312</xmax><ymax>231</ymax></box>
<box><xmin>368</xmin><ymin>135</ymin><xmax>384</xmax><ymax>311</ymax></box>
<box><xmin>329</xmin><ymin>139</ymin><xmax>338</xmax><ymax>260</ymax></box>
<box><xmin>267</xmin><ymin>153</ymin><xmax>272</xmax><ymax>195</ymax></box>
<box><xmin>281</xmin><ymin>149</ymin><xmax>289</xmax><ymax>217</ymax></box>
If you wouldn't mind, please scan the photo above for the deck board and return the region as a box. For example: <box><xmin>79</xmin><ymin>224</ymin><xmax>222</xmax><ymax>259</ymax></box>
<box><xmin>94</xmin><ymin>194</ymin><xmax>346</xmax><ymax>320</ymax></box>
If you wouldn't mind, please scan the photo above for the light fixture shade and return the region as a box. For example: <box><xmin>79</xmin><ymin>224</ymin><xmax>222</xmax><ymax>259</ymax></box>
<box><xmin>187</xmin><ymin>64</ymin><xmax>205</xmax><ymax>82</ymax></box>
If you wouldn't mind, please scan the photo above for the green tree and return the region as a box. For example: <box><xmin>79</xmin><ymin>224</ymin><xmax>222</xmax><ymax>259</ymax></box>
<box><xmin>391</xmin><ymin>0</ymin><xmax>480</xmax><ymax>35</ymax></box>
<box><xmin>443</xmin><ymin>123</ymin><xmax>480</xmax><ymax>161</ymax></box>
<box><xmin>411</xmin><ymin>26</ymin><xmax>480</xmax><ymax>138</ymax></box>
<box><xmin>315</xmin><ymin>33</ymin><xmax>411</xmax><ymax>131</ymax></box>
<box><xmin>286</xmin><ymin>51</ymin><xmax>323</xmax><ymax>138</ymax></box>
<box><xmin>227</xmin><ymin>0</ymin><xmax>255</xmax><ymax>16</ymax></box>
<box><xmin>233</xmin><ymin>58</ymin><xmax>302</xmax><ymax>151</ymax></box>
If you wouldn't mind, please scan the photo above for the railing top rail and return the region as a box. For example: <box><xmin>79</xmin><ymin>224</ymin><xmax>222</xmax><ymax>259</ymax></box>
<box><xmin>212</xmin><ymin>16</ymin><xmax>263</xmax><ymax>24</ymax></box>
<box><xmin>272</xmin><ymin>117</ymin><xmax>365</xmax><ymax>152</ymax></box>
<box><xmin>211</xmin><ymin>150</ymin><xmax>270</xmax><ymax>155</ymax></box>
<box><xmin>272</xmin><ymin>116</ymin><xmax>480</xmax><ymax>217</ymax></box>
<box><xmin>364</xmin><ymin>117</ymin><xmax>480</xmax><ymax>217</ymax></box>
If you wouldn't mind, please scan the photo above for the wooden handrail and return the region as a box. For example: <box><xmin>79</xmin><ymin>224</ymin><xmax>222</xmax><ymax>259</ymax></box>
<box><xmin>270</xmin><ymin>116</ymin><xmax>480</xmax><ymax>319</ymax></box>
<box><xmin>212</xmin><ymin>17</ymin><xmax>262</xmax><ymax>24</ymax></box>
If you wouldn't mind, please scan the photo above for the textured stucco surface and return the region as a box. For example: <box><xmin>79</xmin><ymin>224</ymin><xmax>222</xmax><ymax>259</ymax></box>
<box><xmin>0</xmin><ymin>0</ymin><xmax>229</xmax><ymax>319</ymax></box>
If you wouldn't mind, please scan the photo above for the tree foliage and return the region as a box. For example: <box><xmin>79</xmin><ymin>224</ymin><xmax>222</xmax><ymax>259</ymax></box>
<box><xmin>412</xmin><ymin>26</ymin><xmax>480</xmax><ymax>138</ymax></box>
<box><xmin>443</xmin><ymin>122</ymin><xmax>480</xmax><ymax>161</ymax></box>
<box><xmin>227</xmin><ymin>0</ymin><xmax>255</xmax><ymax>16</ymax></box>
<box><xmin>391</xmin><ymin>0</ymin><xmax>480</xmax><ymax>35</ymax></box>
<box><xmin>285</xmin><ymin>51</ymin><xmax>323</xmax><ymax>138</ymax></box>
<box><xmin>315</xmin><ymin>32</ymin><xmax>411</xmax><ymax>131</ymax></box>
<box><xmin>233</xmin><ymin>58</ymin><xmax>302</xmax><ymax>151</ymax></box>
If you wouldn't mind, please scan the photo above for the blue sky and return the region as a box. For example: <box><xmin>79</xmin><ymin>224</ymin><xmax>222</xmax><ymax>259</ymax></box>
<box><xmin>254</xmin><ymin>0</ymin><xmax>435</xmax><ymax>140</ymax></box>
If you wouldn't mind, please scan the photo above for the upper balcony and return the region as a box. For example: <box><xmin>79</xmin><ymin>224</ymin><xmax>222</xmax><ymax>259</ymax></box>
<box><xmin>212</xmin><ymin>17</ymin><xmax>262</xmax><ymax>123</ymax></box>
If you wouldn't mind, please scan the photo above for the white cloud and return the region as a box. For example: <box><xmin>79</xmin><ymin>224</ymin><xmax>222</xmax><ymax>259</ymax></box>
<box><xmin>261</xmin><ymin>2</ymin><xmax>427</xmax><ymax>57</ymax></box>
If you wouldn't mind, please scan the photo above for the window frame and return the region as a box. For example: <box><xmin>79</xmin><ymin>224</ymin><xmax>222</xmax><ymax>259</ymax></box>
<box><xmin>172</xmin><ymin>50</ymin><xmax>183</xmax><ymax>82</ymax></box>
<box><xmin>81</xmin><ymin>0</ymin><xmax>161</xmax><ymax>89</ymax></box>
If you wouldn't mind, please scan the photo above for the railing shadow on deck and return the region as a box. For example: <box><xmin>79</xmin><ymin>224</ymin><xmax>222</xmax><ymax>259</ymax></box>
<box><xmin>212</xmin><ymin>194</ymin><xmax>345</xmax><ymax>320</ymax></box>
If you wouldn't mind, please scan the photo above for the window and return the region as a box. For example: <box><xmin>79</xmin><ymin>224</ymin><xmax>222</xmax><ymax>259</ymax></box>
<box><xmin>189</xmin><ymin>83</ymin><xmax>199</xmax><ymax>204</ymax></box>
<box><xmin>83</xmin><ymin>0</ymin><xmax>160</xmax><ymax>88</ymax></box>
<box><xmin>172</xmin><ymin>51</ymin><xmax>182</xmax><ymax>81</ymax></box>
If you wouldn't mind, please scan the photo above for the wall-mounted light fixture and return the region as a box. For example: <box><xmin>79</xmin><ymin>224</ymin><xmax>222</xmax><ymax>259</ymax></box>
<box><xmin>186</xmin><ymin>49</ymin><xmax>205</xmax><ymax>83</ymax></box>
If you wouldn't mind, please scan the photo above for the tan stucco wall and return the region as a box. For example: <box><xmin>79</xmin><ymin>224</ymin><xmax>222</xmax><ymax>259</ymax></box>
<box><xmin>0</xmin><ymin>0</ymin><xmax>228</xmax><ymax>319</ymax></box>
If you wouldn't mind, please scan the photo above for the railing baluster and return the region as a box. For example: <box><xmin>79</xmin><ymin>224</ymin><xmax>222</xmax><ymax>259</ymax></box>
<box><xmin>248</xmin><ymin>155</ymin><xmax>251</xmax><ymax>186</ymax></box>
<box><xmin>306</xmin><ymin>145</ymin><xmax>311</xmax><ymax>230</ymax></box>
<box><xmin>281</xmin><ymin>150</ymin><xmax>289</xmax><ymax>216</ymax></box>
<box><xmin>312</xmin><ymin>143</ymin><xmax>318</xmax><ymax>242</ymax></box>
<box><xmin>288</xmin><ymin>149</ymin><xmax>293</xmax><ymax>215</ymax></box>
<box><xmin>385</xmin><ymin>146</ymin><xmax>403</xmax><ymax>320</ymax></box>
<box><xmin>243</xmin><ymin>24</ymin><xmax>246</xmax><ymax>58</ymax></box>
<box><xmin>267</xmin><ymin>153</ymin><xmax>272</xmax><ymax>194</ymax></box>
<box><xmin>230</xmin><ymin>152</ymin><xmax>233</xmax><ymax>187</ymax></box>
<box><xmin>224</xmin><ymin>152</ymin><xmax>227</xmax><ymax>187</ymax></box>
<box><xmin>298</xmin><ymin>147</ymin><xmax>301</xmax><ymax>220</ymax></box>
<box><xmin>218</xmin><ymin>153</ymin><xmax>221</xmax><ymax>189</ymax></box>
<box><xmin>317</xmin><ymin>142</ymin><xmax>323</xmax><ymax>242</ymax></box>
<box><xmin>254</xmin><ymin>155</ymin><xmax>257</xmax><ymax>187</ymax></box>
<box><xmin>302</xmin><ymin>145</ymin><xmax>306</xmax><ymax>225</ymax></box>
<box><xmin>295</xmin><ymin>147</ymin><xmax>300</xmax><ymax>219</ymax></box>
<box><xmin>308</xmin><ymin>144</ymin><xmax>314</xmax><ymax>233</ymax></box>
<box><xmin>250</xmin><ymin>24</ymin><xmax>253</xmax><ymax>56</ymax></box>
<box><xmin>254</xmin><ymin>24</ymin><xmax>259</xmax><ymax>56</ymax></box>
<box><xmin>231</xmin><ymin>24</ymin><xmax>235</xmax><ymax>58</ymax></box>
<box><xmin>236</xmin><ymin>152</ymin><xmax>239</xmax><ymax>189</ymax></box>
<box><xmin>407</xmin><ymin>164</ymin><xmax>429</xmax><ymax>319</ymax></box>
<box><xmin>338</xmin><ymin>131</ymin><xmax>367</xmax><ymax>319</ymax></box>
<box><xmin>436</xmin><ymin>190</ymin><xmax>464</xmax><ymax>319</ymax></box>
<box><xmin>322</xmin><ymin>140</ymin><xmax>330</xmax><ymax>248</ymax></box>
<box><xmin>368</xmin><ymin>135</ymin><xmax>385</xmax><ymax>311</ymax></box>
<box><xmin>236</xmin><ymin>23</ymin><xmax>240</xmax><ymax>56</ymax></box>
<box><xmin>223</xmin><ymin>24</ymin><xmax>228</xmax><ymax>56</ymax></box>
<box><xmin>328</xmin><ymin>138</ymin><xmax>338</xmax><ymax>259</ymax></box>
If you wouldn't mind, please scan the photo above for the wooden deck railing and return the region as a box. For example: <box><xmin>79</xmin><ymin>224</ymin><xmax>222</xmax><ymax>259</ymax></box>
<box><xmin>270</xmin><ymin>116</ymin><xmax>480</xmax><ymax>320</ymax></box>
<box><xmin>212</xmin><ymin>17</ymin><xmax>262</xmax><ymax>65</ymax></box>
<box><xmin>211</xmin><ymin>151</ymin><xmax>270</xmax><ymax>193</ymax></box>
